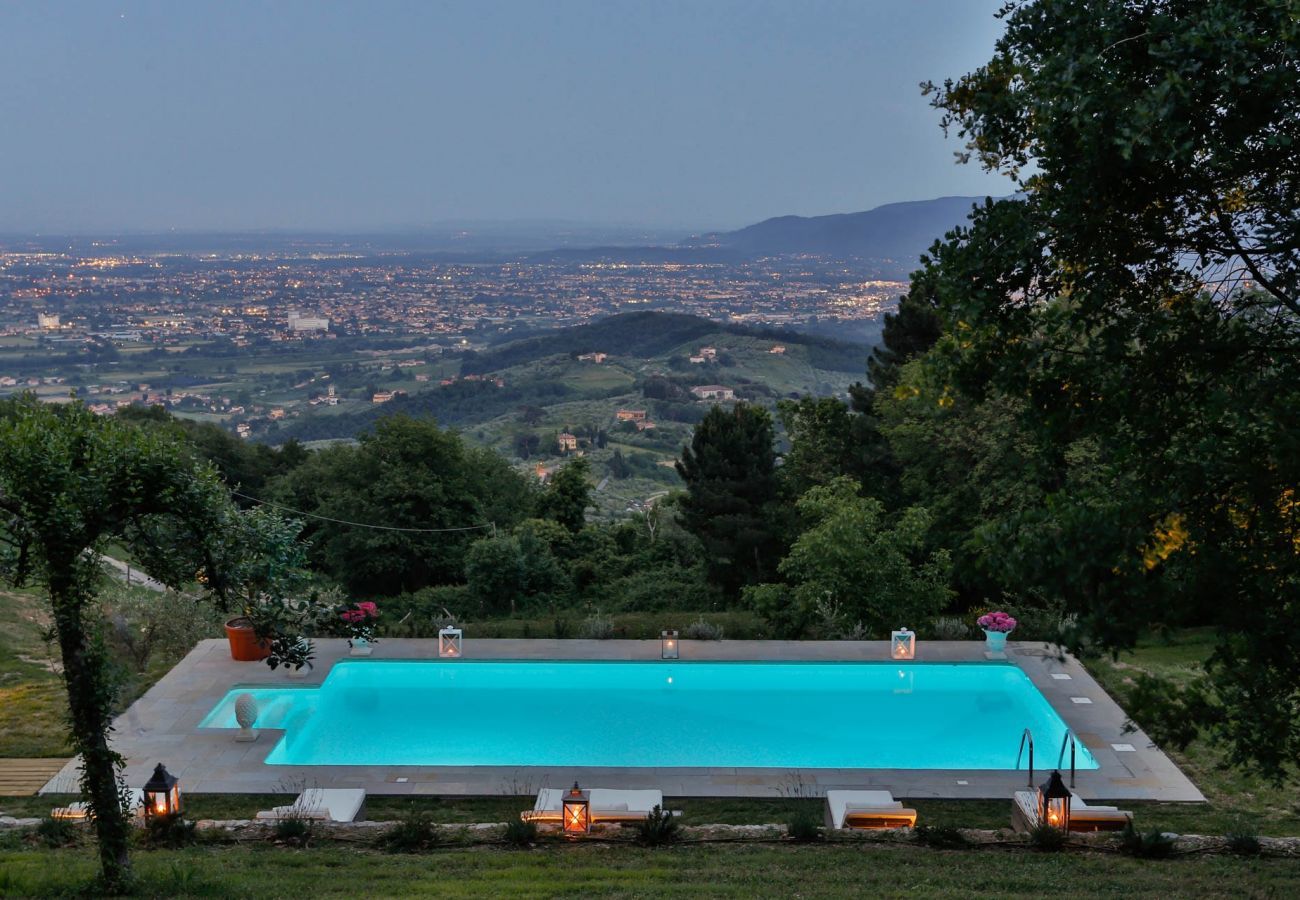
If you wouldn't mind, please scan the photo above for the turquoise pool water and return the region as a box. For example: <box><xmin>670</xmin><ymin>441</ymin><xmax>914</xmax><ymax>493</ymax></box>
<box><xmin>200</xmin><ymin>660</ymin><xmax>1097</xmax><ymax>770</ymax></box>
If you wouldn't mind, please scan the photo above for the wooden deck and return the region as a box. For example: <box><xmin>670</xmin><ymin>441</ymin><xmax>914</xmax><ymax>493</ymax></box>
<box><xmin>0</xmin><ymin>758</ymin><xmax>73</xmax><ymax>796</ymax></box>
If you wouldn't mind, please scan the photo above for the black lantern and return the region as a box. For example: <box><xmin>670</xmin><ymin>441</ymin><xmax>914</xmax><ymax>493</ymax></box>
<box><xmin>142</xmin><ymin>763</ymin><xmax>182</xmax><ymax>821</ymax></box>
<box><xmin>1037</xmin><ymin>770</ymin><xmax>1071</xmax><ymax>833</ymax></box>
<box><xmin>661</xmin><ymin>630</ymin><xmax>679</xmax><ymax>660</ymax></box>
<box><xmin>561</xmin><ymin>781</ymin><xmax>591</xmax><ymax>835</ymax></box>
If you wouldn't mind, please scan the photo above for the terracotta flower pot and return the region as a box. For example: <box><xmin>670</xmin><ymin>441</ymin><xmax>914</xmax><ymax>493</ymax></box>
<box><xmin>224</xmin><ymin>617</ymin><xmax>271</xmax><ymax>661</ymax></box>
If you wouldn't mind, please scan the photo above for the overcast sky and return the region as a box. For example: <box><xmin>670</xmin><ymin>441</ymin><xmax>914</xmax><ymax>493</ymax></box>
<box><xmin>0</xmin><ymin>0</ymin><xmax>1015</xmax><ymax>233</ymax></box>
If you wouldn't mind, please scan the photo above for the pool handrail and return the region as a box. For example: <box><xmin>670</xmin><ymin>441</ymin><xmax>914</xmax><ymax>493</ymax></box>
<box><xmin>1016</xmin><ymin>727</ymin><xmax>1034</xmax><ymax>787</ymax></box>
<box><xmin>1057</xmin><ymin>729</ymin><xmax>1078</xmax><ymax>788</ymax></box>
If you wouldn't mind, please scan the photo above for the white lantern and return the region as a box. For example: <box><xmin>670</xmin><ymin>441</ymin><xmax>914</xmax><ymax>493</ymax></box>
<box><xmin>438</xmin><ymin>626</ymin><xmax>463</xmax><ymax>658</ymax></box>
<box><xmin>890</xmin><ymin>627</ymin><xmax>916</xmax><ymax>660</ymax></box>
<box><xmin>661</xmin><ymin>630</ymin><xmax>679</xmax><ymax>660</ymax></box>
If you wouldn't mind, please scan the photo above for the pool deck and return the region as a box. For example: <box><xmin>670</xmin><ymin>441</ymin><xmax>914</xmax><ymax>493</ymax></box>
<box><xmin>40</xmin><ymin>639</ymin><xmax>1204</xmax><ymax>803</ymax></box>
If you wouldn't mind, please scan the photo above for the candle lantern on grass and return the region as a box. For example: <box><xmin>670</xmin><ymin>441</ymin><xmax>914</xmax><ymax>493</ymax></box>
<box><xmin>142</xmin><ymin>763</ymin><xmax>182</xmax><ymax>821</ymax></box>
<box><xmin>1038</xmin><ymin>770</ymin><xmax>1072</xmax><ymax>833</ymax></box>
<box><xmin>562</xmin><ymin>782</ymin><xmax>591</xmax><ymax>835</ymax></box>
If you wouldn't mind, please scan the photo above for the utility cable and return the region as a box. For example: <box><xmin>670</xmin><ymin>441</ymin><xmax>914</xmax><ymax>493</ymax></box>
<box><xmin>229</xmin><ymin>489</ymin><xmax>496</xmax><ymax>535</ymax></box>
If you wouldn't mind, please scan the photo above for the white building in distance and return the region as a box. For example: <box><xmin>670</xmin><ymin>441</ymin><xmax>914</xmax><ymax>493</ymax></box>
<box><xmin>288</xmin><ymin>312</ymin><xmax>330</xmax><ymax>332</ymax></box>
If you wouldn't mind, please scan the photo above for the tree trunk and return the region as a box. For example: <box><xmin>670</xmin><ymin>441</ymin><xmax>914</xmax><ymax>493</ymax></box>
<box><xmin>50</xmin><ymin>568</ymin><xmax>133</xmax><ymax>892</ymax></box>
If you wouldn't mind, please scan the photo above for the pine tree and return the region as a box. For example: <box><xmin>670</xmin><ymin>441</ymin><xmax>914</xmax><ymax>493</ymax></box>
<box><xmin>675</xmin><ymin>404</ymin><xmax>781</xmax><ymax>597</ymax></box>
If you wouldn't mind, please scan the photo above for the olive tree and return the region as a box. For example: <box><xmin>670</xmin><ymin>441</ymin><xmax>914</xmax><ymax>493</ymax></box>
<box><xmin>0</xmin><ymin>398</ymin><xmax>295</xmax><ymax>891</ymax></box>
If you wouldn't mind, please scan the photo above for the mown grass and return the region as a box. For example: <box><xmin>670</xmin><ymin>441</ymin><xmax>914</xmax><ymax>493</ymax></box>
<box><xmin>1083</xmin><ymin>628</ymin><xmax>1300</xmax><ymax>836</ymax></box>
<box><xmin>0</xmin><ymin>841</ymin><xmax>1297</xmax><ymax>898</ymax></box>
<box><xmin>0</xmin><ymin>588</ymin><xmax>69</xmax><ymax>758</ymax></box>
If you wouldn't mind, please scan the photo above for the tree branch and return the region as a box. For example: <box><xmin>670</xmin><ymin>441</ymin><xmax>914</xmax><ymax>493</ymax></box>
<box><xmin>1214</xmin><ymin>210</ymin><xmax>1300</xmax><ymax>316</ymax></box>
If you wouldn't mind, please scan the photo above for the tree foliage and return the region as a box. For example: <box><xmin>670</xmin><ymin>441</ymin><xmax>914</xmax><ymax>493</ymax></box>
<box><xmin>745</xmin><ymin>478</ymin><xmax>952</xmax><ymax>637</ymax></box>
<box><xmin>0</xmin><ymin>398</ymin><xmax>260</xmax><ymax>891</ymax></box>
<box><xmin>675</xmin><ymin>404</ymin><xmax>783</xmax><ymax>598</ymax></box>
<box><xmin>914</xmin><ymin>0</ymin><xmax>1300</xmax><ymax>775</ymax></box>
<box><xmin>272</xmin><ymin>416</ymin><xmax>534</xmax><ymax>594</ymax></box>
<box><xmin>538</xmin><ymin>457</ymin><xmax>593</xmax><ymax>533</ymax></box>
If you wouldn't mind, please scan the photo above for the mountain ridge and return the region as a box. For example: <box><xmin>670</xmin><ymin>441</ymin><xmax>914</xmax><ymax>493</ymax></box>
<box><xmin>683</xmin><ymin>195</ymin><xmax>987</xmax><ymax>268</ymax></box>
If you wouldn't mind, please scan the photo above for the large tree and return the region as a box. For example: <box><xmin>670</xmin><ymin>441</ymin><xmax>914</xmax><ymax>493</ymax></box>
<box><xmin>919</xmin><ymin>0</ymin><xmax>1300</xmax><ymax>774</ymax></box>
<box><xmin>675</xmin><ymin>403</ymin><xmax>782</xmax><ymax>598</ymax></box>
<box><xmin>0</xmin><ymin>398</ymin><xmax>246</xmax><ymax>891</ymax></box>
<box><xmin>745</xmin><ymin>477</ymin><xmax>952</xmax><ymax>638</ymax></box>
<box><xmin>272</xmin><ymin>416</ymin><xmax>534</xmax><ymax>594</ymax></box>
<box><xmin>538</xmin><ymin>457</ymin><xmax>594</xmax><ymax>534</ymax></box>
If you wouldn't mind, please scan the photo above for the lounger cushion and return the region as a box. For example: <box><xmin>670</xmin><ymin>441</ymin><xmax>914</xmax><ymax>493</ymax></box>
<box><xmin>842</xmin><ymin>809</ymin><xmax>918</xmax><ymax>829</ymax></box>
<box><xmin>825</xmin><ymin>790</ymin><xmax>912</xmax><ymax>830</ymax></box>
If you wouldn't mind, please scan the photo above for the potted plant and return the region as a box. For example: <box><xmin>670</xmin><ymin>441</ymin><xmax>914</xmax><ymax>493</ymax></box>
<box><xmin>334</xmin><ymin>600</ymin><xmax>381</xmax><ymax>656</ymax></box>
<box><xmin>977</xmin><ymin>611</ymin><xmax>1017</xmax><ymax>654</ymax></box>
<box><xmin>224</xmin><ymin>614</ymin><xmax>271</xmax><ymax>661</ymax></box>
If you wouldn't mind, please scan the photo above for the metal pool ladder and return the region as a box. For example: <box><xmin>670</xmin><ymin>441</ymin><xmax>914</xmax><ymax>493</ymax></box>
<box><xmin>1058</xmin><ymin>729</ymin><xmax>1078</xmax><ymax>788</ymax></box>
<box><xmin>1015</xmin><ymin>728</ymin><xmax>1034</xmax><ymax>787</ymax></box>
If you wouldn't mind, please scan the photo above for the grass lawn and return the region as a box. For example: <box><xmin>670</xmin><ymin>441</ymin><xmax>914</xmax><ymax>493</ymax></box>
<box><xmin>0</xmin><ymin>841</ymin><xmax>1296</xmax><ymax>898</ymax></box>
<box><xmin>0</xmin><ymin>588</ymin><xmax>69</xmax><ymax>758</ymax></box>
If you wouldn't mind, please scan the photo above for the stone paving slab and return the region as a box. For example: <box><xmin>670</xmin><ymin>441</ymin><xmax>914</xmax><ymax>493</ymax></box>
<box><xmin>40</xmin><ymin>638</ymin><xmax>1205</xmax><ymax>802</ymax></box>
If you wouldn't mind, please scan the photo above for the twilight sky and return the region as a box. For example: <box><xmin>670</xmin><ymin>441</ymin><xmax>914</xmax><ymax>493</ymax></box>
<box><xmin>0</xmin><ymin>0</ymin><xmax>1015</xmax><ymax>233</ymax></box>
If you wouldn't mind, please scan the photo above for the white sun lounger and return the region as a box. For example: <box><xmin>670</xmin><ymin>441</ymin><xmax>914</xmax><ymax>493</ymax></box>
<box><xmin>1012</xmin><ymin>790</ymin><xmax>1132</xmax><ymax>832</ymax></box>
<box><xmin>824</xmin><ymin>790</ymin><xmax>918</xmax><ymax>830</ymax></box>
<box><xmin>521</xmin><ymin>788</ymin><xmax>666</xmax><ymax>824</ymax></box>
<box><xmin>51</xmin><ymin>788</ymin><xmax>145</xmax><ymax>821</ymax></box>
<box><xmin>255</xmin><ymin>788</ymin><xmax>367</xmax><ymax>823</ymax></box>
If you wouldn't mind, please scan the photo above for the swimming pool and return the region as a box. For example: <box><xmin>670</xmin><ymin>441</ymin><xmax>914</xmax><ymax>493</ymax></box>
<box><xmin>200</xmin><ymin>660</ymin><xmax>1096</xmax><ymax>770</ymax></box>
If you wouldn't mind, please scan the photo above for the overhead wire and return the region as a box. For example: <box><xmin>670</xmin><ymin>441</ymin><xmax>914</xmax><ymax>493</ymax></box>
<box><xmin>229</xmin><ymin>489</ymin><xmax>495</xmax><ymax>535</ymax></box>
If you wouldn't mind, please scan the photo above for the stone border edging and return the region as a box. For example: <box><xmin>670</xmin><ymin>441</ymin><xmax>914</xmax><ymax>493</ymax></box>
<box><xmin>5</xmin><ymin>816</ymin><xmax>1298</xmax><ymax>857</ymax></box>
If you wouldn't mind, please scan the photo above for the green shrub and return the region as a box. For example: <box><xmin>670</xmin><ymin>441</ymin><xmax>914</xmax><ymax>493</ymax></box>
<box><xmin>102</xmin><ymin>584</ymin><xmax>222</xmax><ymax>672</ymax></box>
<box><xmin>273</xmin><ymin>814</ymin><xmax>314</xmax><ymax>847</ymax></box>
<box><xmin>579</xmin><ymin>610</ymin><xmax>615</xmax><ymax>639</ymax></box>
<box><xmin>1225</xmin><ymin>830</ymin><xmax>1261</xmax><ymax>857</ymax></box>
<box><xmin>1119</xmin><ymin>823</ymin><xmax>1175</xmax><ymax>859</ymax></box>
<box><xmin>502</xmin><ymin>818</ymin><xmax>538</xmax><ymax>847</ymax></box>
<box><xmin>931</xmin><ymin>616</ymin><xmax>969</xmax><ymax>640</ymax></box>
<box><xmin>380</xmin><ymin>811</ymin><xmax>440</xmax><ymax>853</ymax></box>
<box><xmin>552</xmin><ymin>616</ymin><xmax>574</xmax><ymax>639</ymax></box>
<box><xmin>33</xmin><ymin>816</ymin><xmax>77</xmax><ymax>848</ymax></box>
<box><xmin>913</xmin><ymin>825</ymin><xmax>968</xmax><ymax>849</ymax></box>
<box><xmin>144</xmin><ymin>811</ymin><xmax>197</xmax><ymax>848</ymax></box>
<box><xmin>1027</xmin><ymin>823</ymin><xmax>1067</xmax><ymax>851</ymax></box>
<box><xmin>785</xmin><ymin>812</ymin><xmax>823</xmax><ymax>843</ymax></box>
<box><xmin>380</xmin><ymin>586</ymin><xmax>470</xmax><ymax>638</ymax></box>
<box><xmin>684</xmin><ymin>617</ymin><xmax>724</xmax><ymax>640</ymax></box>
<box><xmin>637</xmin><ymin>805</ymin><xmax>680</xmax><ymax>847</ymax></box>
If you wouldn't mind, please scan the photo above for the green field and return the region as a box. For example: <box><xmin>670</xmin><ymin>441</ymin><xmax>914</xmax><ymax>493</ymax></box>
<box><xmin>0</xmin><ymin>838</ymin><xmax>1296</xmax><ymax>898</ymax></box>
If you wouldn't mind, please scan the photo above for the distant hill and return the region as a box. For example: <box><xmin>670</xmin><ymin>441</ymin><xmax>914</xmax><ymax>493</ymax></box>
<box><xmin>684</xmin><ymin>195</ymin><xmax>988</xmax><ymax>274</ymax></box>
<box><xmin>462</xmin><ymin>311</ymin><xmax>868</xmax><ymax>375</ymax></box>
<box><xmin>278</xmin><ymin>311</ymin><xmax>872</xmax><ymax>443</ymax></box>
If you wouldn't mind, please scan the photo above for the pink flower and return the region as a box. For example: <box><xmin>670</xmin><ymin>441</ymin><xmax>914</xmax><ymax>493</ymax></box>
<box><xmin>977</xmin><ymin>611</ymin><xmax>1017</xmax><ymax>633</ymax></box>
